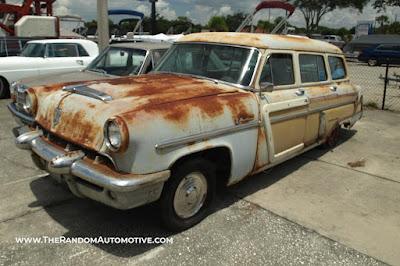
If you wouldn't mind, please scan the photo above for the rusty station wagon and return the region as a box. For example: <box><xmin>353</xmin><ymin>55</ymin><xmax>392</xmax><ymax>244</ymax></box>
<box><xmin>10</xmin><ymin>32</ymin><xmax>363</xmax><ymax>231</ymax></box>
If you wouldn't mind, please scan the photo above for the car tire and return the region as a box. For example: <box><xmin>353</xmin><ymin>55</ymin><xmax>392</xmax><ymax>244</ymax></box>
<box><xmin>0</xmin><ymin>77</ymin><xmax>10</xmax><ymax>99</ymax></box>
<box><xmin>160</xmin><ymin>158</ymin><xmax>216</xmax><ymax>232</ymax></box>
<box><xmin>367</xmin><ymin>59</ymin><xmax>379</xmax><ymax>67</ymax></box>
<box><xmin>324</xmin><ymin>125</ymin><xmax>341</xmax><ymax>148</ymax></box>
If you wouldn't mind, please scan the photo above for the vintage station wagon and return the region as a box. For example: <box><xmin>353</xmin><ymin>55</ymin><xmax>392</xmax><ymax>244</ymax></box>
<box><xmin>10</xmin><ymin>33</ymin><xmax>363</xmax><ymax>231</ymax></box>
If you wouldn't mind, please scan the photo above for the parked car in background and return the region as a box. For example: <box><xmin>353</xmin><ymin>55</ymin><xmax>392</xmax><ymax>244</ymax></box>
<box><xmin>0</xmin><ymin>37</ymin><xmax>32</xmax><ymax>57</ymax></box>
<box><xmin>0</xmin><ymin>39</ymin><xmax>98</xmax><ymax>98</ymax></box>
<box><xmin>358</xmin><ymin>44</ymin><xmax>400</xmax><ymax>66</ymax></box>
<box><xmin>9</xmin><ymin>41</ymin><xmax>171</xmax><ymax>125</ymax></box>
<box><xmin>10</xmin><ymin>32</ymin><xmax>363</xmax><ymax>231</ymax></box>
<box><xmin>312</xmin><ymin>34</ymin><xmax>345</xmax><ymax>49</ymax></box>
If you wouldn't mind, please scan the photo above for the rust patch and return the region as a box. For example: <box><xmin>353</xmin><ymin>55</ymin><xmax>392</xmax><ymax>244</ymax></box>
<box><xmin>252</xmin><ymin>126</ymin><xmax>268</xmax><ymax>173</ymax></box>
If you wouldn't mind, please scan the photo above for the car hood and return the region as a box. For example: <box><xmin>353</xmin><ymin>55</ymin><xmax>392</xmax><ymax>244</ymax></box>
<box><xmin>0</xmin><ymin>56</ymin><xmax>41</xmax><ymax>70</ymax></box>
<box><xmin>19</xmin><ymin>70</ymin><xmax>112</xmax><ymax>87</ymax></box>
<box><xmin>33</xmin><ymin>73</ymin><xmax>242</xmax><ymax>151</ymax></box>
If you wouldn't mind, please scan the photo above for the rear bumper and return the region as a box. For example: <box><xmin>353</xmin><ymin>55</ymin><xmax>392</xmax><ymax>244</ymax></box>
<box><xmin>14</xmin><ymin>126</ymin><xmax>170</xmax><ymax>209</ymax></box>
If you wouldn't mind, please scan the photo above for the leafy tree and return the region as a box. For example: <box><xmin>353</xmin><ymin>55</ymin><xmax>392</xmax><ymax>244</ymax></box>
<box><xmin>225</xmin><ymin>12</ymin><xmax>247</xmax><ymax>31</ymax></box>
<box><xmin>208</xmin><ymin>16</ymin><xmax>229</xmax><ymax>32</ymax></box>
<box><xmin>376</xmin><ymin>15</ymin><xmax>389</xmax><ymax>28</ymax></box>
<box><xmin>293</xmin><ymin>0</ymin><xmax>369</xmax><ymax>33</ymax></box>
<box><xmin>373</xmin><ymin>0</ymin><xmax>400</xmax><ymax>10</ymax></box>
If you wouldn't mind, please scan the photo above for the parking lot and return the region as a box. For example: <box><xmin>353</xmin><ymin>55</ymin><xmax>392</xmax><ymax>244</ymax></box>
<box><xmin>1</xmin><ymin>96</ymin><xmax>400</xmax><ymax>265</ymax></box>
<box><xmin>348</xmin><ymin>62</ymin><xmax>400</xmax><ymax>112</ymax></box>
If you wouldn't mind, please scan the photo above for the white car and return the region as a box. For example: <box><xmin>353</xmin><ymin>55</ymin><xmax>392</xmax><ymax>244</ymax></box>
<box><xmin>0</xmin><ymin>39</ymin><xmax>98</xmax><ymax>98</ymax></box>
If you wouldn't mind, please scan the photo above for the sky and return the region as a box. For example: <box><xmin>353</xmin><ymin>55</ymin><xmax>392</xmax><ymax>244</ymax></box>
<box><xmin>6</xmin><ymin>0</ymin><xmax>400</xmax><ymax>29</ymax></box>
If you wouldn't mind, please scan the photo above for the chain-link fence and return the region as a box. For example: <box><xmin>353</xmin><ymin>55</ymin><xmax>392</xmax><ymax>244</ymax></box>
<box><xmin>347</xmin><ymin>61</ymin><xmax>400</xmax><ymax>111</ymax></box>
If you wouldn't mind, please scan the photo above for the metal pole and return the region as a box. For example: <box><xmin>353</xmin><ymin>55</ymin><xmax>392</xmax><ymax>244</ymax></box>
<box><xmin>382</xmin><ymin>61</ymin><xmax>389</xmax><ymax>110</ymax></box>
<box><xmin>97</xmin><ymin>0</ymin><xmax>109</xmax><ymax>52</ymax></box>
<box><xmin>150</xmin><ymin>0</ymin><xmax>157</xmax><ymax>35</ymax></box>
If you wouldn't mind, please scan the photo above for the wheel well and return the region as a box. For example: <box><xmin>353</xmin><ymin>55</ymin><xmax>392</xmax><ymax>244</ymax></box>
<box><xmin>0</xmin><ymin>76</ymin><xmax>10</xmax><ymax>97</ymax></box>
<box><xmin>170</xmin><ymin>147</ymin><xmax>232</xmax><ymax>188</ymax></box>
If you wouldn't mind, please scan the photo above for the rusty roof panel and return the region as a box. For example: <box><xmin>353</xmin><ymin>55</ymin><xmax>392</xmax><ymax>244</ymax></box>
<box><xmin>177</xmin><ymin>32</ymin><xmax>342</xmax><ymax>54</ymax></box>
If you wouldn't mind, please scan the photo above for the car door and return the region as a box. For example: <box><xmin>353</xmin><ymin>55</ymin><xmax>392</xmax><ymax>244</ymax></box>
<box><xmin>258</xmin><ymin>52</ymin><xmax>308</xmax><ymax>165</ymax></box>
<box><xmin>40</xmin><ymin>43</ymin><xmax>87</xmax><ymax>75</ymax></box>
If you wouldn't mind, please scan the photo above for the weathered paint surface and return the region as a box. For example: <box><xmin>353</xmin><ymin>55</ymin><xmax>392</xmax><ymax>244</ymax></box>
<box><xmin>177</xmin><ymin>32</ymin><xmax>342</xmax><ymax>54</ymax></box>
<box><xmin>24</xmin><ymin>33</ymin><xmax>362</xmax><ymax>185</ymax></box>
<box><xmin>34</xmin><ymin>74</ymin><xmax>258</xmax><ymax>155</ymax></box>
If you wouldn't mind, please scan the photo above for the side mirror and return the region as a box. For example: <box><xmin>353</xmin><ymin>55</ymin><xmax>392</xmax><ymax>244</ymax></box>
<box><xmin>259</xmin><ymin>82</ymin><xmax>274</xmax><ymax>94</ymax></box>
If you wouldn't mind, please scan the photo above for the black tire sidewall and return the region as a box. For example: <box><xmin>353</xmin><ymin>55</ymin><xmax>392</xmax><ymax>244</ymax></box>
<box><xmin>160</xmin><ymin>158</ymin><xmax>216</xmax><ymax>232</ymax></box>
<box><xmin>0</xmin><ymin>78</ymin><xmax>9</xmax><ymax>99</ymax></box>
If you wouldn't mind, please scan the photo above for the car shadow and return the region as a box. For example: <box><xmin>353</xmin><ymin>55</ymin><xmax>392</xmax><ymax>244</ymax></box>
<box><xmin>28</xmin><ymin>128</ymin><xmax>356</xmax><ymax>258</ymax></box>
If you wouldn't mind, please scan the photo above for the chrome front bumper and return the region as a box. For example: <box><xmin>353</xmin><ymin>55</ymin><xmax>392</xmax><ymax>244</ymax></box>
<box><xmin>14</xmin><ymin>126</ymin><xmax>170</xmax><ymax>210</ymax></box>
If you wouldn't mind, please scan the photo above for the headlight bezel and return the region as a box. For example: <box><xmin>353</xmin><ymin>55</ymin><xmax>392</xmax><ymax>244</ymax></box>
<box><xmin>104</xmin><ymin>117</ymin><xmax>129</xmax><ymax>153</ymax></box>
<box><xmin>22</xmin><ymin>89</ymin><xmax>38</xmax><ymax>116</ymax></box>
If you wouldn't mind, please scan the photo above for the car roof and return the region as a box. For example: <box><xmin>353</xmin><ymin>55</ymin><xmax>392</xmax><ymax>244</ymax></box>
<box><xmin>110</xmin><ymin>41</ymin><xmax>171</xmax><ymax>50</ymax></box>
<box><xmin>177</xmin><ymin>32</ymin><xmax>342</xmax><ymax>54</ymax></box>
<box><xmin>27</xmin><ymin>39</ymin><xmax>96</xmax><ymax>45</ymax></box>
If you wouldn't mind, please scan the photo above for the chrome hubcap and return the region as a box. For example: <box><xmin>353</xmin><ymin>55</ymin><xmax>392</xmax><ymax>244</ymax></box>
<box><xmin>173</xmin><ymin>172</ymin><xmax>208</xmax><ymax>219</ymax></box>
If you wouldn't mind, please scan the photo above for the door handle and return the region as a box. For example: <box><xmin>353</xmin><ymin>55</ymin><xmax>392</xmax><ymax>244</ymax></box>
<box><xmin>330</xmin><ymin>86</ymin><xmax>338</xmax><ymax>92</ymax></box>
<box><xmin>295</xmin><ymin>89</ymin><xmax>305</xmax><ymax>96</ymax></box>
<box><xmin>76</xmin><ymin>60</ymin><xmax>84</xmax><ymax>65</ymax></box>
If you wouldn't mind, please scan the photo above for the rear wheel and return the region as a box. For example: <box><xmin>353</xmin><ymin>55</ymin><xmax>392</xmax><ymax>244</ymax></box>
<box><xmin>324</xmin><ymin>126</ymin><xmax>341</xmax><ymax>148</ymax></box>
<box><xmin>0</xmin><ymin>78</ymin><xmax>10</xmax><ymax>99</ymax></box>
<box><xmin>367</xmin><ymin>59</ymin><xmax>379</xmax><ymax>67</ymax></box>
<box><xmin>160</xmin><ymin>158</ymin><xmax>216</xmax><ymax>232</ymax></box>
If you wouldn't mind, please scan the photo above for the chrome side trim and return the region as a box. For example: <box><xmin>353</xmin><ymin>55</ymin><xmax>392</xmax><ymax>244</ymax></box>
<box><xmin>270</xmin><ymin>98</ymin><xmax>356</xmax><ymax>124</ymax></box>
<box><xmin>155</xmin><ymin>120</ymin><xmax>260</xmax><ymax>151</ymax></box>
<box><xmin>63</xmin><ymin>84</ymin><xmax>113</xmax><ymax>102</ymax></box>
<box><xmin>7</xmin><ymin>103</ymin><xmax>35</xmax><ymax>126</ymax></box>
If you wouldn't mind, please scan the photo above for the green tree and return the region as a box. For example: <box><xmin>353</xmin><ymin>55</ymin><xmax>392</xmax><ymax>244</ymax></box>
<box><xmin>373</xmin><ymin>0</ymin><xmax>400</xmax><ymax>10</ymax></box>
<box><xmin>225</xmin><ymin>12</ymin><xmax>247</xmax><ymax>31</ymax></box>
<box><xmin>208</xmin><ymin>16</ymin><xmax>229</xmax><ymax>32</ymax></box>
<box><xmin>293</xmin><ymin>0</ymin><xmax>369</xmax><ymax>33</ymax></box>
<box><xmin>376</xmin><ymin>15</ymin><xmax>389</xmax><ymax>28</ymax></box>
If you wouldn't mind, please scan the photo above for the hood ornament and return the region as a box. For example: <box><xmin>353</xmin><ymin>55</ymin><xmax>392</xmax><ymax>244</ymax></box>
<box><xmin>53</xmin><ymin>106</ymin><xmax>62</xmax><ymax>127</ymax></box>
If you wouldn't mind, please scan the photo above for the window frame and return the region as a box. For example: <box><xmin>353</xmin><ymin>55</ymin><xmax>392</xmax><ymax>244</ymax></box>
<box><xmin>45</xmin><ymin>43</ymin><xmax>80</xmax><ymax>58</ymax></box>
<box><xmin>327</xmin><ymin>55</ymin><xmax>348</xmax><ymax>81</ymax></box>
<box><xmin>259</xmin><ymin>52</ymin><xmax>296</xmax><ymax>87</ymax></box>
<box><xmin>298</xmin><ymin>53</ymin><xmax>328</xmax><ymax>84</ymax></box>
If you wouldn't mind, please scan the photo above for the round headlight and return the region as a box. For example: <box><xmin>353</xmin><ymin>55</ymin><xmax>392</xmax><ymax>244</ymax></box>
<box><xmin>23</xmin><ymin>90</ymin><xmax>37</xmax><ymax>115</ymax></box>
<box><xmin>104</xmin><ymin>118</ymin><xmax>129</xmax><ymax>152</ymax></box>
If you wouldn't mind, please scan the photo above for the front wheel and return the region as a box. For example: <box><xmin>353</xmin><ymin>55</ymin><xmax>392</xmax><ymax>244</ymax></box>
<box><xmin>0</xmin><ymin>78</ymin><xmax>10</xmax><ymax>99</ymax></box>
<box><xmin>160</xmin><ymin>158</ymin><xmax>216</xmax><ymax>232</ymax></box>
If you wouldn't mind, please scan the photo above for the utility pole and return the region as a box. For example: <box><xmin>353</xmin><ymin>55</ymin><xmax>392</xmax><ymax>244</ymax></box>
<box><xmin>97</xmin><ymin>0</ymin><xmax>109</xmax><ymax>51</ymax></box>
<box><xmin>150</xmin><ymin>0</ymin><xmax>157</xmax><ymax>35</ymax></box>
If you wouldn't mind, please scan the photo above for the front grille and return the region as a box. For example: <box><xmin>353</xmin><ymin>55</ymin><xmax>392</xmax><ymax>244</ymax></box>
<box><xmin>15</xmin><ymin>85</ymin><xmax>27</xmax><ymax>112</ymax></box>
<box><xmin>38</xmin><ymin>126</ymin><xmax>117</xmax><ymax>170</ymax></box>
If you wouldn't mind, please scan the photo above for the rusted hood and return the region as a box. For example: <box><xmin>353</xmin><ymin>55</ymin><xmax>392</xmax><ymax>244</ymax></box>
<box><xmin>34</xmin><ymin>73</ymin><xmax>242</xmax><ymax>151</ymax></box>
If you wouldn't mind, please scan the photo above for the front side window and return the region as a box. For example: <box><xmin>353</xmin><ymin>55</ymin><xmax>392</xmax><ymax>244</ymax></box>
<box><xmin>47</xmin><ymin>44</ymin><xmax>79</xmax><ymax>57</ymax></box>
<box><xmin>152</xmin><ymin>49</ymin><xmax>167</xmax><ymax>66</ymax></box>
<box><xmin>155</xmin><ymin>43</ymin><xmax>259</xmax><ymax>86</ymax></box>
<box><xmin>20</xmin><ymin>43</ymin><xmax>45</xmax><ymax>57</ymax></box>
<box><xmin>299</xmin><ymin>54</ymin><xmax>327</xmax><ymax>83</ymax></box>
<box><xmin>328</xmin><ymin>56</ymin><xmax>346</xmax><ymax>80</ymax></box>
<box><xmin>259</xmin><ymin>54</ymin><xmax>294</xmax><ymax>86</ymax></box>
<box><xmin>87</xmin><ymin>47</ymin><xmax>146</xmax><ymax>76</ymax></box>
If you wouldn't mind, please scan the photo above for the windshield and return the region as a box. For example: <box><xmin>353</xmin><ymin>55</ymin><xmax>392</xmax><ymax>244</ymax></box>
<box><xmin>155</xmin><ymin>43</ymin><xmax>259</xmax><ymax>86</ymax></box>
<box><xmin>20</xmin><ymin>43</ymin><xmax>45</xmax><ymax>57</ymax></box>
<box><xmin>87</xmin><ymin>47</ymin><xmax>147</xmax><ymax>76</ymax></box>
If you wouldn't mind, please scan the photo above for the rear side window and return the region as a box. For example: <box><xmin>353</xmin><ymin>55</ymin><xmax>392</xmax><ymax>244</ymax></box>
<box><xmin>77</xmin><ymin>44</ymin><xmax>90</xmax><ymax>56</ymax></box>
<box><xmin>328</xmin><ymin>56</ymin><xmax>346</xmax><ymax>80</ymax></box>
<box><xmin>47</xmin><ymin>43</ymin><xmax>78</xmax><ymax>57</ymax></box>
<box><xmin>299</xmin><ymin>54</ymin><xmax>327</xmax><ymax>83</ymax></box>
<box><xmin>260</xmin><ymin>54</ymin><xmax>294</xmax><ymax>86</ymax></box>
